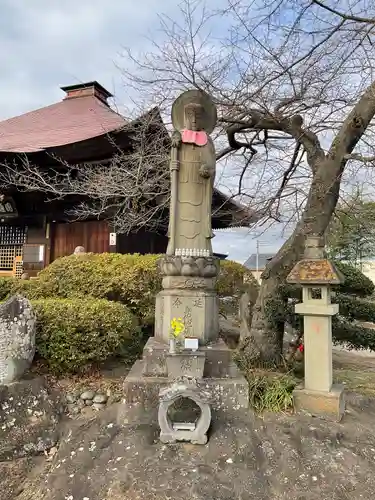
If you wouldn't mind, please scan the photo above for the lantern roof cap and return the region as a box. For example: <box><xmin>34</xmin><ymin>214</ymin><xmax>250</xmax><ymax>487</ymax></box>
<box><xmin>286</xmin><ymin>236</ymin><xmax>344</xmax><ymax>285</ymax></box>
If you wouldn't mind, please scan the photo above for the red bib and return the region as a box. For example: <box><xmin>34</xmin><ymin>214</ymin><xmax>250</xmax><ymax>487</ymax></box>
<box><xmin>181</xmin><ymin>129</ymin><xmax>208</xmax><ymax>146</ymax></box>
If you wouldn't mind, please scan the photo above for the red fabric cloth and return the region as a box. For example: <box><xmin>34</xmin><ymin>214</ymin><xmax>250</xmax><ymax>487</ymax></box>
<box><xmin>181</xmin><ymin>129</ymin><xmax>208</xmax><ymax>146</ymax></box>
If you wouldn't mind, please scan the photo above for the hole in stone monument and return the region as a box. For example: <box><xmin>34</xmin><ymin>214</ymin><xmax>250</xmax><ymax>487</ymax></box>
<box><xmin>310</xmin><ymin>288</ymin><xmax>322</xmax><ymax>299</ymax></box>
<box><xmin>167</xmin><ymin>397</ymin><xmax>201</xmax><ymax>431</ymax></box>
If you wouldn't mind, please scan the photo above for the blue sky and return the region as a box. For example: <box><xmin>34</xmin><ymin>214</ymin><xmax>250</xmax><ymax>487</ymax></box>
<box><xmin>0</xmin><ymin>0</ymin><xmax>286</xmax><ymax>262</ymax></box>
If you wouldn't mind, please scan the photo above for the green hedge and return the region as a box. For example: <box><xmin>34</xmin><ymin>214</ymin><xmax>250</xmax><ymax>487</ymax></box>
<box><xmin>217</xmin><ymin>259</ymin><xmax>258</xmax><ymax>297</ymax></box>
<box><xmin>332</xmin><ymin>317</ymin><xmax>375</xmax><ymax>351</ymax></box>
<box><xmin>33</xmin><ymin>253</ymin><xmax>162</xmax><ymax>325</ymax></box>
<box><xmin>0</xmin><ymin>277</ymin><xmax>14</xmax><ymax>301</ymax></box>
<box><xmin>334</xmin><ymin>261</ymin><xmax>374</xmax><ymax>297</ymax></box>
<box><xmin>32</xmin><ymin>298</ymin><xmax>137</xmax><ymax>374</ymax></box>
<box><xmin>7</xmin><ymin>254</ymin><xmax>258</xmax><ymax>323</ymax></box>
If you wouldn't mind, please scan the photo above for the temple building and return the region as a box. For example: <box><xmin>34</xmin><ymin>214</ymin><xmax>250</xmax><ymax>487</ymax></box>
<box><xmin>0</xmin><ymin>81</ymin><xmax>255</xmax><ymax>277</ymax></box>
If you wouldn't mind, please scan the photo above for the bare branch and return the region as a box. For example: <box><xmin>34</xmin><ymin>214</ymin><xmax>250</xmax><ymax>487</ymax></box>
<box><xmin>312</xmin><ymin>0</ymin><xmax>375</xmax><ymax>23</ymax></box>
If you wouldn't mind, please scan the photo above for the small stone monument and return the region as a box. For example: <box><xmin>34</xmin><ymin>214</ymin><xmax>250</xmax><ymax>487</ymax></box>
<box><xmin>158</xmin><ymin>377</ymin><xmax>212</xmax><ymax>444</ymax></box>
<box><xmin>0</xmin><ymin>295</ymin><xmax>36</xmax><ymax>384</ymax></box>
<box><xmin>121</xmin><ymin>90</ymin><xmax>248</xmax><ymax>436</ymax></box>
<box><xmin>287</xmin><ymin>236</ymin><xmax>345</xmax><ymax>421</ymax></box>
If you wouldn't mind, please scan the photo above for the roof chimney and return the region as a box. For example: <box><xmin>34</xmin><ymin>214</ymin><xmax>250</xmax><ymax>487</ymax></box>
<box><xmin>60</xmin><ymin>81</ymin><xmax>113</xmax><ymax>106</ymax></box>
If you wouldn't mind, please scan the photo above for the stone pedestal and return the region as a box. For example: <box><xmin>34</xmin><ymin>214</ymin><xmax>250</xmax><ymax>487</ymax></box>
<box><xmin>155</xmin><ymin>259</ymin><xmax>220</xmax><ymax>345</ymax></box>
<box><xmin>142</xmin><ymin>337</ymin><xmax>238</xmax><ymax>379</ymax></box>
<box><xmin>120</xmin><ymin>337</ymin><xmax>248</xmax><ymax>426</ymax></box>
<box><xmin>165</xmin><ymin>351</ymin><xmax>206</xmax><ymax>379</ymax></box>
<box><xmin>293</xmin><ymin>384</ymin><xmax>345</xmax><ymax>422</ymax></box>
<box><xmin>155</xmin><ymin>286</ymin><xmax>219</xmax><ymax>345</ymax></box>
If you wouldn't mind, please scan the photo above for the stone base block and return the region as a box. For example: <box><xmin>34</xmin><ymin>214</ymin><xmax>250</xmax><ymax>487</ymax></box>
<box><xmin>293</xmin><ymin>384</ymin><xmax>345</xmax><ymax>422</ymax></box>
<box><xmin>155</xmin><ymin>288</ymin><xmax>219</xmax><ymax>344</ymax></box>
<box><xmin>165</xmin><ymin>351</ymin><xmax>206</xmax><ymax>379</ymax></box>
<box><xmin>142</xmin><ymin>337</ymin><xmax>237</xmax><ymax>378</ymax></box>
<box><xmin>118</xmin><ymin>359</ymin><xmax>248</xmax><ymax>425</ymax></box>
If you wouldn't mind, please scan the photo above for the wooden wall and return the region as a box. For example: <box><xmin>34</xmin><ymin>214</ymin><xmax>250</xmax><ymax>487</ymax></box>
<box><xmin>118</xmin><ymin>229</ymin><xmax>168</xmax><ymax>254</ymax></box>
<box><xmin>51</xmin><ymin>220</ymin><xmax>109</xmax><ymax>260</ymax></box>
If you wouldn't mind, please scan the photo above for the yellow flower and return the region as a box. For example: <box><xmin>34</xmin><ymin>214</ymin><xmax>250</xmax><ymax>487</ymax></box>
<box><xmin>170</xmin><ymin>317</ymin><xmax>185</xmax><ymax>338</ymax></box>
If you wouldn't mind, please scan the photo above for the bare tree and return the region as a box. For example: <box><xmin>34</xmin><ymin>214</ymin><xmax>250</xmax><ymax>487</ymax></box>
<box><xmin>120</xmin><ymin>0</ymin><xmax>375</xmax><ymax>363</ymax></box>
<box><xmin>3</xmin><ymin>0</ymin><xmax>375</xmax><ymax>363</ymax></box>
<box><xmin>120</xmin><ymin>0</ymin><xmax>375</xmax><ymax>361</ymax></box>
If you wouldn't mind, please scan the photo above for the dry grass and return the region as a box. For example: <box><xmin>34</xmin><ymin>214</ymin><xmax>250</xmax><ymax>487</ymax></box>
<box><xmin>334</xmin><ymin>369</ymin><xmax>375</xmax><ymax>395</ymax></box>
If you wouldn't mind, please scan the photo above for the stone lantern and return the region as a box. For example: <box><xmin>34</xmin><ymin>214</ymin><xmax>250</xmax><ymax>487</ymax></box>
<box><xmin>286</xmin><ymin>236</ymin><xmax>345</xmax><ymax>421</ymax></box>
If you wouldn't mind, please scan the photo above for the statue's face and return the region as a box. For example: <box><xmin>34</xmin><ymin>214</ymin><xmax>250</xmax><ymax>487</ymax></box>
<box><xmin>184</xmin><ymin>103</ymin><xmax>204</xmax><ymax>130</ymax></box>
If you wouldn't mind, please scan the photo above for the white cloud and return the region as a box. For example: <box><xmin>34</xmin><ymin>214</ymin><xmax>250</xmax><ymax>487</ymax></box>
<box><xmin>0</xmin><ymin>0</ymin><xmax>177</xmax><ymax>119</ymax></box>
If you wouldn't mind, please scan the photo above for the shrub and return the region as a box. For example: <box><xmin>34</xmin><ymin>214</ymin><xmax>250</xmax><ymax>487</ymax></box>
<box><xmin>217</xmin><ymin>260</ymin><xmax>259</xmax><ymax>317</ymax></box>
<box><xmin>12</xmin><ymin>279</ymin><xmax>54</xmax><ymax>300</ymax></box>
<box><xmin>32</xmin><ymin>298</ymin><xmax>137</xmax><ymax>374</ymax></box>
<box><xmin>28</xmin><ymin>254</ymin><xmax>258</xmax><ymax>323</ymax></box>
<box><xmin>217</xmin><ymin>259</ymin><xmax>258</xmax><ymax>297</ymax></box>
<box><xmin>334</xmin><ymin>261</ymin><xmax>375</xmax><ymax>297</ymax></box>
<box><xmin>36</xmin><ymin>253</ymin><xmax>162</xmax><ymax>324</ymax></box>
<box><xmin>0</xmin><ymin>277</ymin><xmax>15</xmax><ymax>301</ymax></box>
<box><xmin>332</xmin><ymin>317</ymin><xmax>375</xmax><ymax>351</ymax></box>
<box><xmin>247</xmin><ymin>372</ymin><xmax>295</xmax><ymax>413</ymax></box>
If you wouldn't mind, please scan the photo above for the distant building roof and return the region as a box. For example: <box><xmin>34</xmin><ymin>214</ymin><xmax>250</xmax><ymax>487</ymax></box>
<box><xmin>213</xmin><ymin>252</ymin><xmax>228</xmax><ymax>259</ymax></box>
<box><xmin>244</xmin><ymin>253</ymin><xmax>275</xmax><ymax>270</ymax></box>
<box><xmin>0</xmin><ymin>81</ymin><xmax>125</xmax><ymax>153</ymax></box>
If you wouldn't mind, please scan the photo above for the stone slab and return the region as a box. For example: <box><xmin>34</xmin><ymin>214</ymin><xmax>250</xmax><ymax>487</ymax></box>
<box><xmin>142</xmin><ymin>337</ymin><xmax>237</xmax><ymax>378</ymax></box>
<box><xmin>292</xmin><ymin>383</ymin><xmax>345</xmax><ymax>422</ymax></box>
<box><xmin>119</xmin><ymin>359</ymin><xmax>248</xmax><ymax>425</ymax></box>
<box><xmin>165</xmin><ymin>351</ymin><xmax>206</xmax><ymax>379</ymax></box>
<box><xmin>155</xmin><ymin>288</ymin><xmax>219</xmax><ymax>344</ymax></box>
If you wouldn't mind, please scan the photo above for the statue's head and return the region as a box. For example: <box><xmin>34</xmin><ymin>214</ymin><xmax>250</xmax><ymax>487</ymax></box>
<box><xmin>184</xmin><ymin>103</ymin><xmax>204</xmax><ymax>131</ymax></box>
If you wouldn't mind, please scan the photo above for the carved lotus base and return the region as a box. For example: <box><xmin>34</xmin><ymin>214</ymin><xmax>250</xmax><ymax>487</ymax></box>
<box><xmin>160</xmin><ymin>255</ymin><xmax>219</xmax><ymax>278</ymax></box>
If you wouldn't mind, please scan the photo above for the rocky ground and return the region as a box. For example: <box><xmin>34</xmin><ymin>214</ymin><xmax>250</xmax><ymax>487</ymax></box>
<box><xmin>3</xmin><ymin>321</ymin><xmax>375</xmax><ymax>500</ymax></box>
<box><xmin>5</xmin><ymin>391</ymin><xmax>375</xmax><ymax>500</ymax></box>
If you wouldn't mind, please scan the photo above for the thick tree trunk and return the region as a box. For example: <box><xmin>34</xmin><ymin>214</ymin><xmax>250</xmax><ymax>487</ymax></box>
<box><xmin>243</xmin><ymin>158</ymin><xmax>343</xmax><ymax>363</ymax></box>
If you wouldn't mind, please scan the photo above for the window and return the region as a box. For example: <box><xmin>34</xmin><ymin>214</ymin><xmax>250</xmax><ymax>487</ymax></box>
<box><xmin>0</xmin><ymin>225</ymin><xmax>27</xmax><ymax>271</ymax></box>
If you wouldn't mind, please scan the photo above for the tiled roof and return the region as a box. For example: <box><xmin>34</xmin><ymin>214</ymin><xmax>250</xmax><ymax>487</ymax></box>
<box><xmin>0</xmin><ymin>95</ymin><xmax>126</xmax><ymax>153</ymax></box>
<box><xmin>243</xmin><ymin>253</ymin><xmax>275</xmax><ymax>270</ymax></box>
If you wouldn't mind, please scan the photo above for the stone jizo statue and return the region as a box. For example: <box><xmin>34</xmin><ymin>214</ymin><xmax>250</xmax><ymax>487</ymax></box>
<box><xmin>166</xmin><ymin>90</ymin><xmax>217</xmax><ymax>257</ymax></box>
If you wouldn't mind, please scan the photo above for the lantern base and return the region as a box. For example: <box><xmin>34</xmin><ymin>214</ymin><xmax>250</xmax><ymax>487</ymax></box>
<box><xmin>293</xmin><ymin>383</ymin><xmax>345</xmax><ymax>422</ymax></box>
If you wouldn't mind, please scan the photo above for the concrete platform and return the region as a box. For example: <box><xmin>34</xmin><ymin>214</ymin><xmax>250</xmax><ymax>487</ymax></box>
<box><xmin>293</xmin><ymin>383</ymin><xmax>345</xmax><ymax>422</ymax></box>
